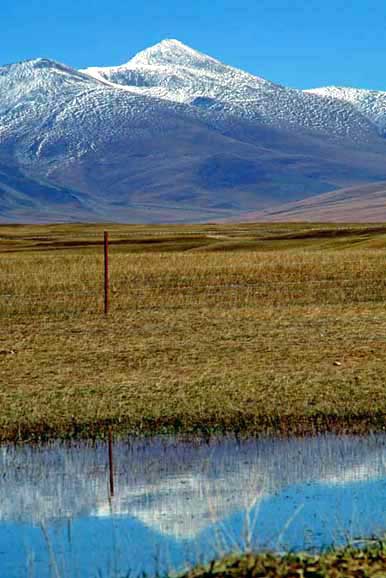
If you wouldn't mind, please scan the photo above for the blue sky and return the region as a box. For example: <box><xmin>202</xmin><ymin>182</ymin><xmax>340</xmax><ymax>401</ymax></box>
<box><xmin>2</xmin><ymin>0</ymin><xmax>386</xmax><ymax>90</ymax></box>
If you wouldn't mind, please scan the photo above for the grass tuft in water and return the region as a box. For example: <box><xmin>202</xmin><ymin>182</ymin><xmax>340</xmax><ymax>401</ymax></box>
<box><xmin>180</xmin><ymin>540</ymin><xmax>386</xmax><ymax>578</ymax></box>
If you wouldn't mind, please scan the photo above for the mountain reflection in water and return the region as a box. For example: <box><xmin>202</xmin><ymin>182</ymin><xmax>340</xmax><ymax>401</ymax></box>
<box><xmin>1</xmin><ymin>435</ymin><xmax>386</xmax><ymax>577</ymax></box>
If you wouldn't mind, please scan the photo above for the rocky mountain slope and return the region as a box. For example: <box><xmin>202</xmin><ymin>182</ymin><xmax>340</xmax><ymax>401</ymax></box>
<box><xmin>306</xmin><ymin>85</ymin><xmax>386</xmax><ymax>135</ymax></box>
<box><xmin>2</xmin><ymin>40</ymin><xmax>386</xmax><ymax>223</ymax></box>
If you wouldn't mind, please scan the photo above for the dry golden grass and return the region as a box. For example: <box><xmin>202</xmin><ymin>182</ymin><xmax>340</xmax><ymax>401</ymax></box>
<box><xmin>2</xmin><ymin>222</ymin><xmax>386</xmax><ymax>441</ymax></box>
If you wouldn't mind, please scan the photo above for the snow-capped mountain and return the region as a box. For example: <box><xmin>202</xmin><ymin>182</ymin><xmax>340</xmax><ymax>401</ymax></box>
<box><xmin>0</xmin><ymin>55</ymin><xmax>221</xmax><ymax>167</ymax></box>
<box><xmin>83</xmin><ymin>39</ymin><xmax>375</xmax><ymax>141</ymax></box>
<box><xmin>2</xmin><ymin>40</ymin><xmax>386</xmax><ymax>223</ymax></box>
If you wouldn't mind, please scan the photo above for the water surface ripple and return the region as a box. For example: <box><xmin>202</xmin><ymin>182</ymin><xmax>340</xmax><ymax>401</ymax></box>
<box><xmin>1</xmin><ymin>435</ymin><xmax>386</xmax><ymax>577</ymax></box>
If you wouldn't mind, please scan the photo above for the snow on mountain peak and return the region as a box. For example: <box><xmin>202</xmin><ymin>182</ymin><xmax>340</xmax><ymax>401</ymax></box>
<box><xmin>1</xmin><ymin>42</ymin><xmax>383</xmax><ymax>186</ymax></box>
<box><xmin>126</xmin><ymin>38</ymin><xmax>220</xmax><ymax>69</ymax></box>
<box><xmin>81</xmin><ymin>43</ymin><xmax>377</xmax><ymax>141</ymax></box>
<box><xmin>82</xmin><ymin>39</ymin><xmax>273</xmax><ymax>106</ymax></box>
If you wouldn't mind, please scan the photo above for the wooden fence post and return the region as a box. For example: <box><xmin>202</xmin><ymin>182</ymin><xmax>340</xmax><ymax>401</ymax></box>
<box><xmin>108</xmin><ymin>426</ymin><xmax>114</xmax><ymax>496</ymax></box>
<box><xmin>104</xmin><ymin>231</ymin><xmax>109</xmax><ymax>315</ymax></box>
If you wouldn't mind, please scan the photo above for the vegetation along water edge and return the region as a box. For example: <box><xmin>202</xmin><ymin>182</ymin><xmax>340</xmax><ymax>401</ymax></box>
<box><xmin>178</xmin><ymin>540</ymin><xmax>386</xmax><ymax>578</ymax></box>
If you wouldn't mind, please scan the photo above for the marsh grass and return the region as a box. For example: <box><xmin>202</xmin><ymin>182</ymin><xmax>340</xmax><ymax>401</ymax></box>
<box><xmin>2</xmin><ymin>223</ymin><xmax>386</xmax><ymax>441</ymax></box>
<box><xmin>180</xmin><ymin>541</ymin><xmax>386</xmax><ymax>578</ymax></box>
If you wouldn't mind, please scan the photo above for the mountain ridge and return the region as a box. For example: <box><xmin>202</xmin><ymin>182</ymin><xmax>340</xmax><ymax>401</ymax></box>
<box><xmin>2</xmin><ymin>39</ymin><xmax>386</xmax><ymax>223</ymax></box>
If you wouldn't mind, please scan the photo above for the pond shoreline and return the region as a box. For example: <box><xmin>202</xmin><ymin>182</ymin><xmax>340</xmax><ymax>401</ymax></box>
<box><xmin>2</xmin><ymin>412</ymin><xmax>386</xmax><ymax>444</ymax></box>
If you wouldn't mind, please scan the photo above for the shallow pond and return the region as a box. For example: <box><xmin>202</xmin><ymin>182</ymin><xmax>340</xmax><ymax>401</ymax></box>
<box><xmin>1</xmin><ymin>435</ymin><xmax>386</xmax><ymax>577</ymax></box>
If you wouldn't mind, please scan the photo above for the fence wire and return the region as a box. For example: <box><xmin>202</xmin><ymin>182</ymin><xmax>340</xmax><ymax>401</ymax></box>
<box><xmin>2</xmin><ymin>282</ymin><xmax>386</xmax><ymax>322</ymax></box>
<box><xmin>2</xmin><ymin>277</ymin><xmax>386</xmax><ymax>301</ymax></box>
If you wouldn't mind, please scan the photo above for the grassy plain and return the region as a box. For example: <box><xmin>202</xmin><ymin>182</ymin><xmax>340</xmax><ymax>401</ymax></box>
<box><xmin>2</xmin><ymin>222</ymin><xmax>386</xmax><ymax>441</ymax></box>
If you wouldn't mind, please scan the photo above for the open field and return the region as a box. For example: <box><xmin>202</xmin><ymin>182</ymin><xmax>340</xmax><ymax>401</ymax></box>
<box><xmin>2</xmin><ymin>222</ymin><xmax>386</xmax><ymax>441</ymax></box>
<box><xmin>182</xmin><ymin>541</ymin><xmax>386</xmax><ymax>578</ymax></box>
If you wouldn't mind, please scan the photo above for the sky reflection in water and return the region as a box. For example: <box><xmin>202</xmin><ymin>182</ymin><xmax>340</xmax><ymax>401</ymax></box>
<box><xmin>1</xmin><ymin>435</ymin><xmax>386</xmax><ymax>577</ymax></box>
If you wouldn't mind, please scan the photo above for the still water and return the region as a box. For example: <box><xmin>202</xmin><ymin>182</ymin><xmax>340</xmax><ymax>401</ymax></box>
<box><xmin>1</xmin><ymin>435</ymin><xmax>386</xmax><ymax>577</ymax></box>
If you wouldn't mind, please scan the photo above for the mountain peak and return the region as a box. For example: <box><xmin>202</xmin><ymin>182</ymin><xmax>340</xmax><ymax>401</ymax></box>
<box><xmin>127</xmin><ymin>39</ymin><xmax>220</xmax><ymax>69</ymax></box>
<box><xmin>2</xmin><ymin>57</ymin><xmax>89</xmax><ymax>78</ymax></box>
<box><xmin>0</xmin><ymin>57</ymin><xmax>58</xmax><ymax>72</ymax></box>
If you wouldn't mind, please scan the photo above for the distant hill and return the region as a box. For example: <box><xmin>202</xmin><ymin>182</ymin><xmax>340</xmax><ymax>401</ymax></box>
<box><xmin>245</xmin><ymin>182</ymin><xmax>386</xmax><ymax>223</ymax></box>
